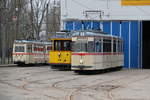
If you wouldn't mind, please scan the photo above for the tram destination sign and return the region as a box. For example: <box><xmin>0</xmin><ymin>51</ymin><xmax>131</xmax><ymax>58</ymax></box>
<box><xmin>121</xmin><ymin>0</ymin><xmax>150</xmax><ymax>6</ymax></box>
<box><xmin>77</xmin><ymin>38</ymin><xmax>87</xmax><ymax>42</ymax></box>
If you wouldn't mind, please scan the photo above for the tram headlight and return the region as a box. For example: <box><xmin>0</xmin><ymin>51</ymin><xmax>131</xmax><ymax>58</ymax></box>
<box><xmin>80</xmin><ymin>59</ymin><xmax>83</xmax><ymax>64</ymax></box>
<box><xmin>58</xmin><ymin>52</ymin><xmax>61</xmax><ymax>56</ymax></box>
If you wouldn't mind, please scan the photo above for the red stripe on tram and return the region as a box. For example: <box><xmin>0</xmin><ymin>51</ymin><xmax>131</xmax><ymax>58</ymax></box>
<box><xmin>72</xmin><ymin>52</ymin><xmax>123</xmax><ymax>56</ymax></box>
<box><xmin>13</xmin><ymin>53</ymin><xmax>49</xmax><ymax>55</ymax></box>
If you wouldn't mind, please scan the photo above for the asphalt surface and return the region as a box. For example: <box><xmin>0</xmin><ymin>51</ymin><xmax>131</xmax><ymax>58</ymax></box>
<box><xmin>0</xmin><ymin>65</ymin><xmax>150</xmax><ymax>100</ymax></box>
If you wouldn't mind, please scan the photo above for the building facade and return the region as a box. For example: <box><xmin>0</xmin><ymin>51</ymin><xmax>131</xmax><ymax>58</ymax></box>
<box><xmin>61</xmin><ymin>0</ymin><xmax>150</xmax><ymax>69</ymax></box>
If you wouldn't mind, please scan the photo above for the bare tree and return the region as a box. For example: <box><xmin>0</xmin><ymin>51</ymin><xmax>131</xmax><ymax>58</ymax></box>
<box><xmin>0</xmin><ymin>0</ymin><xmax>61</xmax><ymax>64</ymax></box>
<box><xmin>29</xmin><ymin>0</ymin><xmax>50</xmax><ymax>40</ymax></box>
<box><xmin>0</xmin><ymin>0</ymin><xmax>15</xmax><ymax>63</ymax></box>
<box><xmin>47</xmin><ymin>0</ymin><xmax>61</xmax><ymax>36</ymax></box>
<box><xmin>0</xmin><ymin>0</ymin><xmax>29</xmax><ymax>64</ymax></box>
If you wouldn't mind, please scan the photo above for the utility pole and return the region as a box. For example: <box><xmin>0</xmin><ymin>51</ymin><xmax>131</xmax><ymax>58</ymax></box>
<box><xmin>15</xmin><ymin>0</ymin><xmax>21</xmax><ymax>39</ymax></box>
<box><xmin>46</xmin><ymin>3</ymin><xmax>49</xmax><ymax>36</ymax></box>
<box><xmin>57</xmin><ymin>1</ymin><xmax>61</xmax><ymax>32</ymax></box>
<box><xmin>30</xmin><ymin>0</ymin><xmax>34</xmax><ymax>39</ymax></box>
<box><xmin>53</xmin><ymin>0</ymin><xmax>56</xmax><ymax>35</ymax></box>
<box><xmin>0</xmin><ymin>8</ymin><xmax>2</xmax><ymax>64</ymax></box>
<box><xmin>0</xmin><ymin>7</ymin><xmax>6</xmax><ymax>64</ymax></box>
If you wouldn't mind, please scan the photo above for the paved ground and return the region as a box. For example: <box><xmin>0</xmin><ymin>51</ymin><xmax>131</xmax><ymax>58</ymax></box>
<box><xmin>0</xmin><ymin>66</ymin><xmax>150</xmax><ymax>100</ymax></box>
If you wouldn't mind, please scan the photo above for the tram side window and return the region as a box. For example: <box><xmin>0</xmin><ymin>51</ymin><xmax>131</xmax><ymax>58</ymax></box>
<box><xmin>117</xmin><ymin>40</ymin><xmax>122</xmax><ymax>52</ymax></box>
<box><xmin>47</xmin><ymin>46</ymin><xmax>52</xmax><ymax>51</ymax></box>
<box><xmin>34</xmin><ymin>45</ymin><xmax>39</xmax><ymax>53</ymax></box>
<box><xmin>46</xmin><ymin>46</ymin><xmax>52</xmax><ymax>53</ymax></box>
<box><xmin>64</xmin><ymin>41</ymin><xmax>71</xmax><ymax>51</ymax></box>
<box><xmin>88</xmin><ymin>41</ymin><xmax>94</xmax><ymax>52</ymax></box>
<box><xmin>72</xmin><ymin>41</ymin><xmax>88</xmax><ymax>52</ymax></box>
<box><xmin>72</xmin><ymin>41</ymin><xmax>80</xmax><ymax>52</ymax></box>
<box><xmin>103</xmin><ymin>39</ymin><xmax>111</xmax><ymax>52</ymax></box>
<box><xmin>54</xmin><ymin>41</ymin><xmax>61</xmax><ymax>51</ymax></box>
<box><xmin>15</xmin><ymin>46</ymin><xmax>25</xmax><ymax>52</ymax></box>
<box><xmin>113</xmin><ymin>40</ymin><xmax>116</xmax><ymax>52</ymax></box>
<box><xmin>79</xmin><ymin>42</ymin><xmax>87</xmax><ymax>52</ymax></box>
<box><xmin>34</xmin><ymin>46</ymin><xmax>38</xmax><ymax>53</ymax></box>
<box><xmin>33</xmin><ymin>45</ymin><xmax>44</xmax><ymax>53</ymax></box>
<box><xmin>38</xmin><ymin>46</ymin><xmax>44</xmax><ymax>53</ymax></box>
<box><xmin>95</xmin><ymin>41</ymin><xmax>101</xmax><ymax>52</ymax></box>
<box><xmin>27</xmin><ymin>45</ymin><xmax>32</xmax><ymax>53</ymax></box>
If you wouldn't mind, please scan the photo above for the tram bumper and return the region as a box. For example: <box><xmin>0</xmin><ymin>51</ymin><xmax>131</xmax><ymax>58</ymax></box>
<box><xmin>71</xmin><ymin>65</ymin><xmax>93</xmax><ymax>70</ymax></box>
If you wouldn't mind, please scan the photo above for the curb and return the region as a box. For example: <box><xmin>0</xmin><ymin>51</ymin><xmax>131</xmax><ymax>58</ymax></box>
<box><xmin>0</xmin><ymin>64</ymin><xmax>17</xmax><ymax>67</ymax></box>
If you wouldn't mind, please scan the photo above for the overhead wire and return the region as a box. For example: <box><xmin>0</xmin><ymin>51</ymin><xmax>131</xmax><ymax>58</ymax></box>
<box><xmin>71</xmin><ymin>0</ymin><xmax>92</xmax><ymax>10</ymax></box>
<box><xmin>64</xmin><ymin>0</ymin><xmax>150</xmax><ymax>18</ymax></box>
<box><xmin>134</xmin><ymin>6</ymin><xmax>150</xmax><ymax>16</ymax></box>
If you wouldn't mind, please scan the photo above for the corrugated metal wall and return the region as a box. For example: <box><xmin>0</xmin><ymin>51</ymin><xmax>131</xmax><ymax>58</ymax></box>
<box><xmin>64</xmin><ymin>20</ymin><xmax>142</xmax><ymax>69</ymax></box>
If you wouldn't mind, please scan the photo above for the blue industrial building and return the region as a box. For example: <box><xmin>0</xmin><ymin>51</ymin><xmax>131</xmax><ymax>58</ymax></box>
<box><xmin>63</xmin><ymin>20</ymin><xmax>149</xmax><ymax>69</ymax></box>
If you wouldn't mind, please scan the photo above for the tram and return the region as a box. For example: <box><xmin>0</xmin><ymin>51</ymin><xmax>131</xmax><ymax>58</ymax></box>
<box><xmin>13</xmin><ymin>40</ymin><xmax>51</xmax><ymax>66</ymax></box>
<box><xmin>71</xmin><ymin>31</ymin><xmax>124</xmax><ymax>73</ymax></box>
<box><xmin>49</xmin><ymin>33</ymin><xmax>72</xmax><ymax>70</ymax></box>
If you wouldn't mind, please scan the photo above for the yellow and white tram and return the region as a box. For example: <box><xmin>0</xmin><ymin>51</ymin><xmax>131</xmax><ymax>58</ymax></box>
<box><xmin>49</xmin><ymin>34</ymin><xmax>72</xmax><ymax>70</ymax></box>
<box><xmin>13</xmin><ymin>40</ymin><xmax>51</xmax><ymax>66</ymax></box>
<box><xmin>71</xmin><ymin>31</ymin><xmax>124</xmax><ymax>73</ymax></box>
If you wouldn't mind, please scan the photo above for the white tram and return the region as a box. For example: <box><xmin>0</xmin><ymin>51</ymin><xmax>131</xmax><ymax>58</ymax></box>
<box><xmin>71</xmin><ymin>31</ymin><xmax>124</xmax><ymax>73</ymax></box>
<box><xmin>13</xmin><ymin>40</ymin><xmax>51</xmax><ymax>65</ymax></box>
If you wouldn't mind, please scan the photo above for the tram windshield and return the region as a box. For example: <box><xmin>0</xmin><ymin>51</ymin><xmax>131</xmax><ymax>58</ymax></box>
<box><xmin>54</xmin><ymin>40</ymin><xmax>71</xmax><ymax>51</ymax></box>
<box><xmin>15</xmin><ymin>46</ymin><xmax>25</xmax><ymax>52</ymax></box>
<box><xmin>72</xmin><ymin>41</ymin><xmax>94</xmax><ymax>52</ymax></box>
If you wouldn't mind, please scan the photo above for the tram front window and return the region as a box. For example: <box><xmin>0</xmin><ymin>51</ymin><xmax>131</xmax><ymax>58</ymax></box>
<box><xmin>64</xmin><ymin>41</ymin><xmax>71</xmax><ymax>51</ymax></box>
<box><xmin>72</xmin><ymin>42</ymin><xmax>87</xmax><ymax>52</ymax></box>
<box><xmin>54</xmin><ymin>41</ymin><xmax>61</xmax><ymax>51</ymax></box>
<box><xmin>54</xmin><ymin>40</ymin><xmax>71</xmax><ymax>51</ymax></box>
<box><xmin>15</xmin><ymin>46</ymin><xmax>25</xmax><ymax>52</ymax></box>
<box><xmin>72</xmin><ymin>41</ymin><xmax>94</xmax><ymax>52</ymax></box>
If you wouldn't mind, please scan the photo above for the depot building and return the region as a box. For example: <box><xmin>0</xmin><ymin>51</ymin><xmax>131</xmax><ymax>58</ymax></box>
<box><xmin>60</xmin><ymin>0</ymin><xmax>150</xmax><ymax>69</ymax></box>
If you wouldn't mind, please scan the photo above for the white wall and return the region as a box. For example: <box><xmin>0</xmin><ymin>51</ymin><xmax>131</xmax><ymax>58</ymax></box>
<box><xmin>61</xmin><ymin>0</ymin><xmax>150</xmax><ymax>21</ymax></box>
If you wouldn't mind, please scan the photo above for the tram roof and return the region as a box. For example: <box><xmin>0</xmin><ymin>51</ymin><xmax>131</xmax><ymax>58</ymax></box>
<box><xmin>14</xmin><ymin>40</ymin><xmax>51</xmax><ymax>45</ymax></box>
<box><xmin>72</xmin><ymin>30</ymin><xmax>120</xmax><ymax>38</ymax></box>
<box><xmin>49</xmin><ymin>32</ymin><xmax>71</xmax><ymax>40</ymax></box>
<box><xmin>49</xmin><ymin>30</ymin><xmax>122</xmax><ymax>40</ymax></box>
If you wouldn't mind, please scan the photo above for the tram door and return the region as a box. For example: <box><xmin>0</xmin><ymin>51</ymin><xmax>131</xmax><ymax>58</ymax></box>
<box><xmin>27</xmin><ymin>44</ymin><xmax>32</xmax><ymax>63</ymax></box>
<box><xmin>142</xmin><ymin>21</ymin><xmax>150</xmax><ymax>69</ymax></box>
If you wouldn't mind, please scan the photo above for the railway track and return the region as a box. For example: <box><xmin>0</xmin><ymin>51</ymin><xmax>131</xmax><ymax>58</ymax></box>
<box><xmin>0</xmin><ymin>75</ymin><xmax>67</xmax><ymax>100</ymax></box>
<box><xmin>66</xmin><ymin>73</ymin><xmax>150</xmax><ymax>100</ymax></box>
<box><xmin>0</xmin><ymin>67</ymin><xmax>150</xmax><ymax>100</ymax></box>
